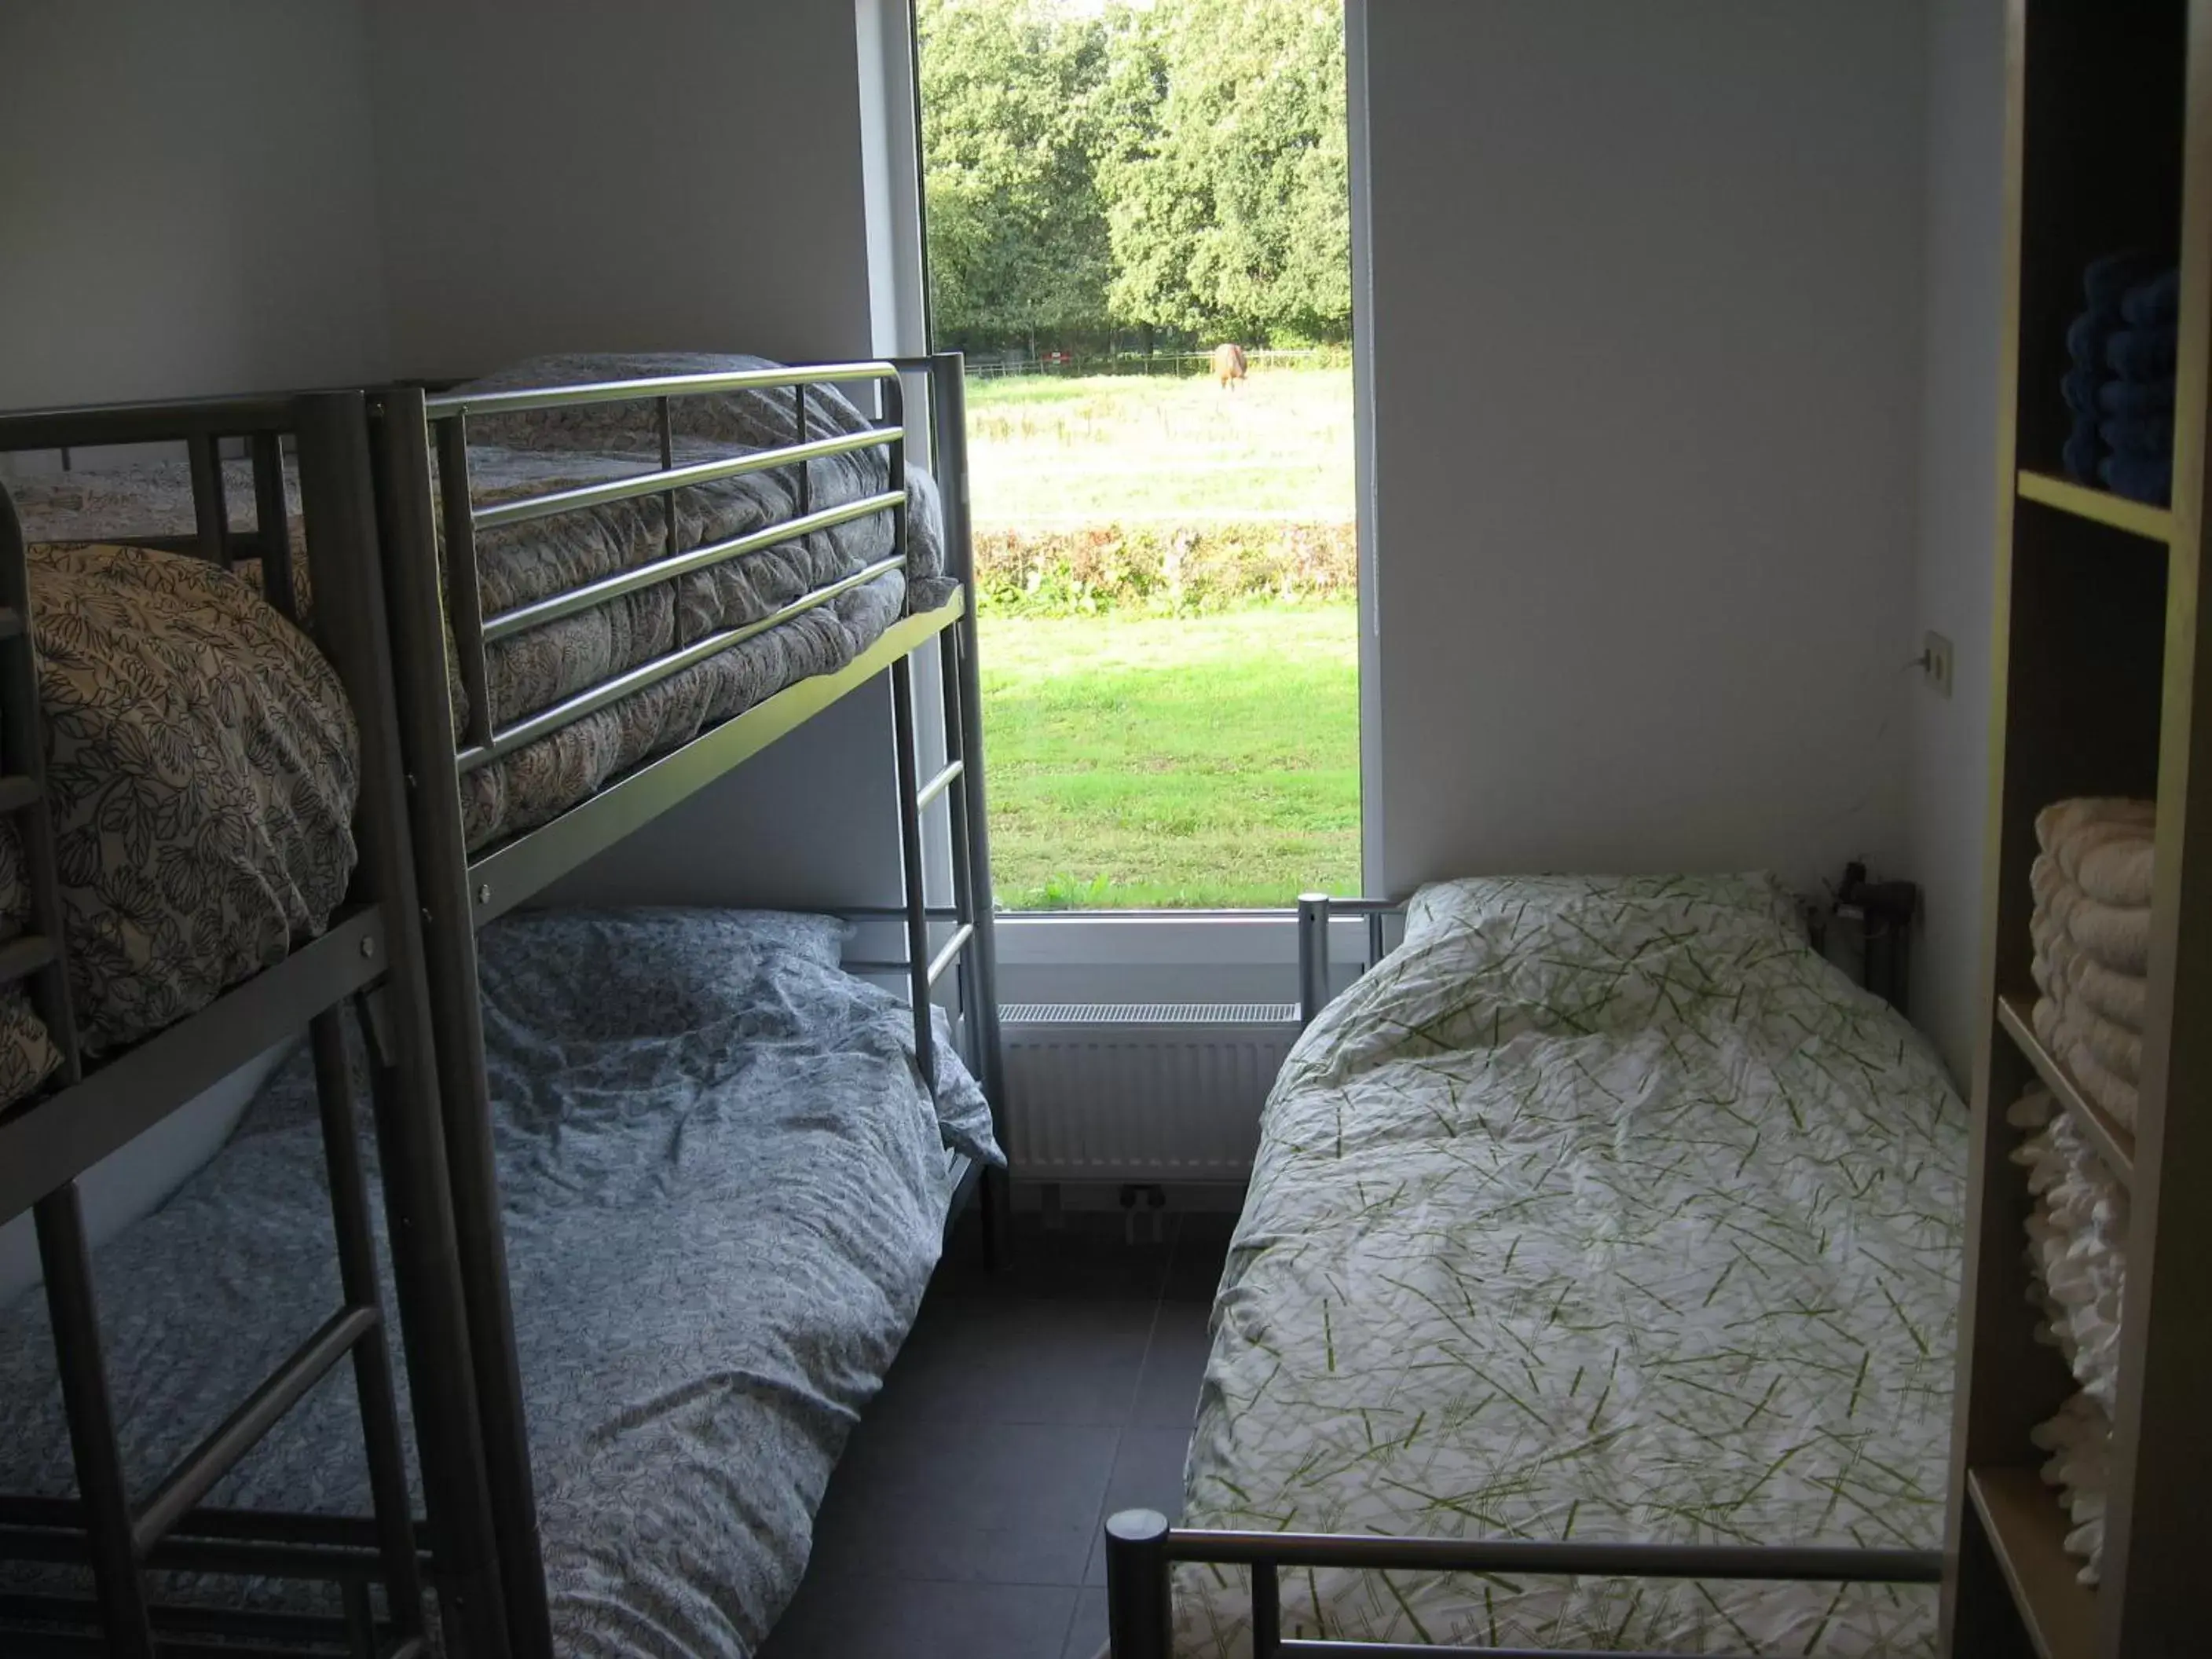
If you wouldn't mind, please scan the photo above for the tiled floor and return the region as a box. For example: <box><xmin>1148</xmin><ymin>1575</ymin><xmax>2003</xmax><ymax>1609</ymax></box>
<box><xmin>759</xmin><ymin>1207</ymin><xmax>1233</xmax><ymax>1659</ymax></box>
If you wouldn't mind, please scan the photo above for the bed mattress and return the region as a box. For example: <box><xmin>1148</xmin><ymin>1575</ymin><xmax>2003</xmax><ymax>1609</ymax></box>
<box><xmin>0</xmin><ymin>906</ymin><xmax>999</xmax><ymax>1657</ymax></box>
<box><xmin>0</xmin><ymin>518</ymin><xmax>358</xmax><ymax>1113</ymax></box>
<box><xmin>1174</xmin><ymin>874</ymin><xmax>1964</xmax><ymax>1657</ymax></box>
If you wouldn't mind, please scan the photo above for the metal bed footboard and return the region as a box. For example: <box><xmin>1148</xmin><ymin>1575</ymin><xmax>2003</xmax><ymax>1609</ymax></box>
<box><xmin>1101</xmin><ymin>1511</ymin><xmax>1942</xmax><ymax>1658</ymax></box>
<box><xmin>372</xmin><ymin>353</ymin><xmax>1001</xmax><ymax>1657</ymax></box>
<box><xmin>0</xmin><ymin>395</ymin><xmax>507</xmax><ymax>1658</ymax></box>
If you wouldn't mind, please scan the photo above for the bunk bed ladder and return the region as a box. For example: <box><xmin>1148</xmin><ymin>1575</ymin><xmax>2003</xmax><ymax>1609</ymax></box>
<box><xmin>890</xmin><ymin>353</ymin><xmax>1006</xmax><ymax>1258</ymax></box>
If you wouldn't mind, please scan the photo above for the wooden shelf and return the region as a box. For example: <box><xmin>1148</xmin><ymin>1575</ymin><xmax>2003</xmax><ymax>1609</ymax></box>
<box><xmin>2017</xmin><ymin>470</ymin><xmax>2174</xmax><ymax>544</ymax></box>
<box><xmin>1968</xmin><ymin>1467</ymin><xmax>2099</xmax><ymax>1659</ymax></box>
<box><xmin>1996</xmin><ymin>991</ymin><xmax>2137</xmax><ymax>1187</ymax></box>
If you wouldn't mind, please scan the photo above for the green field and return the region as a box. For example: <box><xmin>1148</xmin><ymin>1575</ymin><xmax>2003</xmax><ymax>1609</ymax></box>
<box><xmin>979</xmin><ymin>604</ymin><xmax>1360</xmax><ymax>907</ymax></box>
<box><xmin>967</xmin><ymin>366</ymin><xmax>1353</xmax><ymax>527</ymax></box>
<box><xmin>967</xmin><ymin>366</ymin><xmax>1357</xmax><ymax>910</ymax></box>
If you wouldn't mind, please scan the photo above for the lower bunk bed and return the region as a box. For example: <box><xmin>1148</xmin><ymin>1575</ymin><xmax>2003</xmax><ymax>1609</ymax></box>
<box><xmin>0</xmin><ymin>904</ymin><xmax>1001</xmax><ymax>1657</ymax></box>
<box><xmin>1105</xmin><ymin>874</ymin><xmax>1967</xmax><ymax>1659</ymax></box>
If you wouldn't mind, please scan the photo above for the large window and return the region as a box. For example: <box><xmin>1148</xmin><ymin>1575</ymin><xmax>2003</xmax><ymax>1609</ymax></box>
<box><xmin>918</xmin><ymin>0</ymin><xmax>1357</xmax><ymax>910</ymax></box>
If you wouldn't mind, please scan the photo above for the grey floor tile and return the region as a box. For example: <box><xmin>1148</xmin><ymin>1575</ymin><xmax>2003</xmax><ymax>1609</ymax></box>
<box><xmin>761</xmin><ymin>1574</ymin><xmax>1077</xmax><ymax>1659</ymax></box>
<box><xmin>870</xmin><ymin>1292</ymin><xmax>1159</xmax><ymax>1426</ymax></box>
<box><xmin>1130</xmin><ymin>1298</ymin><xmax>1214</xmax><ymax>1428</ymax></box>
<box><xmin>1063</xmin><ymin>1587</ymin><xmax>1109</xmax><ymax>1659</ymax></box>
<box><xmin>807</xmin><ymin>1420</ymin><xmax>1121</xmax><ymax>1586</ymax></box>
<box><xmin>1163</xmin><ymin>1210</ymin><xmax>1236</xmax><ymax>1302</ymax></box>
<box><xmin>1086</xmin><ymin>1426</ymin><xmax>1192</xmax><ymax>1586</ymax></box>
<box><xmin>950</xmin><ymin>1210</ymin><xmax>1181</xmax><ymax>1302</ymax></box>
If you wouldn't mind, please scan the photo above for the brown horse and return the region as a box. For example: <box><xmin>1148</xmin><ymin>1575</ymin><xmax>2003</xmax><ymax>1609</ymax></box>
<box><xmin>1212</xmin><ymin>342</ymin><xmax>1248</xmax><ymax>389</ymax></box>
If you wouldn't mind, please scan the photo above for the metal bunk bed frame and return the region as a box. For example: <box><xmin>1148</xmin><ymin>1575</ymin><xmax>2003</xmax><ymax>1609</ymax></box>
<box><xmin>367</xmin><ymin>351</ymin><xmax>1002</xmax><ymax>1656</ymax></box>
<box><xmin>1097</xmin><ymin>890</ymin><xmax>1946</xmax><ymax>1659</ymax></box>
<box><xmin>0</xmin><ymin>394</ymin><xmax>508</xmax><ymax>1659</ymax></box>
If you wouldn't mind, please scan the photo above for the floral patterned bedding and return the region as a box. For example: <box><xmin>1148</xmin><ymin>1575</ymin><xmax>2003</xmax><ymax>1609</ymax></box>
<box><xmin>1174</xmin><ymin>874</ymin><xmax>1965</xmax><ymax>1657</ymax></box>
<box><xmin>0</xmin><ymin>907</ymin><xmax>1000</xmax><ymax>1657</ymax></box>
<box><xmin>0</xmin><ymin>514</ymin><xmax>357</xmax><ymax>1113</ymax></box>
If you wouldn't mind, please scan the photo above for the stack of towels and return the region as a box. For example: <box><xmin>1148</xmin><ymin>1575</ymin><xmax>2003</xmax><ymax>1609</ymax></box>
<box><xmin>2062</xmin><ymin>254</ymin><xmax>2181</xmax><ymax>506</ymax></box>
<box><xmin>2009</xmin><ymin>1086</ymin><xmax>2130</xmax><ymax>1584</ymax></box>
<box><xmin>2030</xmin><ymin>797</ymin><xmax>2154</xmax><ymax>1131</ymax></box>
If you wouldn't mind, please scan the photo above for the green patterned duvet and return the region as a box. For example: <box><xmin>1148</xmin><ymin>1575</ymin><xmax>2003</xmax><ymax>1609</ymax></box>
<box><xmin>1176</xmin><ymin>875</ymin><xmax>1964</xmax><ymax>1657</ymax></box>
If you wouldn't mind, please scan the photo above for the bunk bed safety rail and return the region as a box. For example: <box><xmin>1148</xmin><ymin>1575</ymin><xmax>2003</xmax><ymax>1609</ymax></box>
<box><xmin>416</xmin><ymin>360</ymin><xmax>914</xmax><ymax>777</ymax></box>
<box><xmin>0</xmin><ymin>396</ymin><xmax>329</xmax><ymax>1157</ymax></box>
<box><xmin>1103</xmin><ymin>1511</ymin><xmax>1943</xmax><ymax>1659</ymax></box>
<box><xmin>1295</xmin><ymin>892</ymin><xmax>1407</xmax><ymax>1027</ymax></box>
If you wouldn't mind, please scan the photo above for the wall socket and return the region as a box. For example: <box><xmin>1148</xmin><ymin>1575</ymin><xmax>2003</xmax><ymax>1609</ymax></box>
<box><xmin>1921</xmin><ymin>631</ymin><xmax>1954</xmax><ymax>698</ymax></box>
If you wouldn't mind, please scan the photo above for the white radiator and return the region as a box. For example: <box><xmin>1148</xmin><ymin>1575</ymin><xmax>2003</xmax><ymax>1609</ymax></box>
<box><xmin>999</xmin><ymin>1003</ymin><xmax>1299</xmax><ymax>1182</ymax></box>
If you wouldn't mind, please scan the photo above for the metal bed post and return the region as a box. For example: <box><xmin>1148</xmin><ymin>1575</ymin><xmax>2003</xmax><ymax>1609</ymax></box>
<box><xmin>925</xmin><ymin>351</ymin><xmax>1009</xmax><ymax>1259</ymax></box>
<box><xmin>368</xmin><ymin>387</ymin><xmax>549</xmax><ymax>1659</ymax></box>
<box><xmin>33</xmin><ymin>1185</ymin><xmax>154</xmax><ymax>1657</ymax></box>
<box><xmin>297</xmin><ymin>392</ymin><xmax>514</xmax><ymax>1659</ymax></box>
<box><xmin>1298</xmin><ymin>893</ymin><xmax>1332</xmax><ymax>1027</ymax></box>
<box><xmin>309</xmin><ymin>1007</ymin><xmax>428</xmax><ymax>1650</ymax></box>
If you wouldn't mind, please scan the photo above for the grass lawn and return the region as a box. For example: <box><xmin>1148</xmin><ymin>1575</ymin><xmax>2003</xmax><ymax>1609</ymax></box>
<box><xmin>978</xmin><ymin>603</ymin><xmax>1360</xmax><ymax>908</ymax></box>
<box><xmin>965</xmin><ymin>365</ymin><xmax>1358</xmax><ymax>909</ymax></box>
<box><xmin>966</xmin><ymin>366</ymin><xmax>1353</xmax><ymax>528</ymax></box>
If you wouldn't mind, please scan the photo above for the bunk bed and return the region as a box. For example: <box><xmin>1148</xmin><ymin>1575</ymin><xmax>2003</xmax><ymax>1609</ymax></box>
<box><xmin>1104</xmin><ymin>874</ymin><xmax>1962</xmax><ymax>1658</ymax></box>
<box><xmin>364</xmin><ymin>351</ymin><xmax>1005</xmax><ymax>1654</ymax></box>
<box><xmin>0</xmin><ymin>395</ymin><xmax>506</xmax><ymax>1657</ymax></box>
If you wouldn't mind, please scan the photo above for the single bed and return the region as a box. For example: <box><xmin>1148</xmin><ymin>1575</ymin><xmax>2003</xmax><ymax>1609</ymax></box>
<box><xmin>0</xmin><ymin>905</ymin><xmax>999</xmax><ymax>1656</ymax></box>
<box><xmin>1162</xmin><ymin>874</ymin><xmax>1965</xmax><ymax>1657</ymax></box>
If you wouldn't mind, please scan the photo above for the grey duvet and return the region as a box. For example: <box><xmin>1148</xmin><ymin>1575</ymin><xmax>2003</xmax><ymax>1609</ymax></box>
<box><xmin>0</xmin><ymin>906</ymin><xmax>998</xmax><ymax>1657</ymax></box>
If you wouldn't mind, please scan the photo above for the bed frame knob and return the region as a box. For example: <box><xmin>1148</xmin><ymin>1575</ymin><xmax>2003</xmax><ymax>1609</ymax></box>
<box><xmin>1105</xmin><ymin>1508</ymin><xmax>1173</xmax><ymax>1658</ymax></box>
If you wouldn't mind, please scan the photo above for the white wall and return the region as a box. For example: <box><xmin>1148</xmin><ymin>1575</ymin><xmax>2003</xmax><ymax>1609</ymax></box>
<box><xmin>1364</xmin><ymin>1</ymin><xmax>1928</xmax><ymax>900</ymax></box>
<box><xmin>1904</xmin><ymin>0</ymin><xmax>2009</xmax><ymax>1082</ymax></box>
<box><xmin>0</xmin><ymin>0</ymin><xmax>389</xmax><ymax>408</ymax></box>
<box><xmin>364</xmin><ymin>0</ymin><xmax>877</xmax><ymax>377</ymax></box>
<box><xmin>364</xmin><ymin>0</ymin><xmax>906</xmax><ymax>910</ymax></box>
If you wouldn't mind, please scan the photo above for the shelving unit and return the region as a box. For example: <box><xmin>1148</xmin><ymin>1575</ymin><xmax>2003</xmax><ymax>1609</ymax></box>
<box><xmin>1994</xmin><ymin>991</ymin><xmax>2136</xmax><ymax>1186</ymax></box>
<box><xmin>1944</xmin><ymin>4</ymin><xmax>2212</xmax><ymax>1656</ymax></box>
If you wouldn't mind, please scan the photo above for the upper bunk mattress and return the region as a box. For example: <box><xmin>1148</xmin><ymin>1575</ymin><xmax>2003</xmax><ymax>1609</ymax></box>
<box><xmin>0</xmin><ymin>906</ymin><xmax>1000</xmax><ymax>1657</ymax></box>
<box><xmin>1174</xmin><ymin>873</ymin><xmax>1965</xmax><ymax>1657</ymax></box>
<box><xmin>0</xmin><ymin>515</ymin><xmax>357</xmax><ymax>1114</ymax></box>
<box><xmin>445</xmin><ymin>353</ymin><xmax>956</xmax><ymax>852</ymax></box>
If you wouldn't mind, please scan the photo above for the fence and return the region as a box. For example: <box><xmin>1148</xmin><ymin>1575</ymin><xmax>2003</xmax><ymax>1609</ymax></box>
<box><xmin>963</xmin><ymin>348</ymin><xmax>1346</xmax><ymax>380</ymax></box>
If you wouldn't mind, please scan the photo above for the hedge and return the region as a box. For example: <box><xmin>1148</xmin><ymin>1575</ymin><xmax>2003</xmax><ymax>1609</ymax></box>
<box><xmin>972</xmin><ymin>521</ymin><xmax>1356</xmax><ymax>616</ymax></box>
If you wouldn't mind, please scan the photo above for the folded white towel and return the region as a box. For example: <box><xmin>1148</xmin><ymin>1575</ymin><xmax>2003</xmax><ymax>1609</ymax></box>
<box><xmin>2037</xmin><ymin>797</ymin><xmax>2155</xmax><ymax>855</ymax></box>
<box><xmin>2067</xmin><ymin>890</ymin><xmax>2152</xmax><ymax>976</ymax></box>
<box><xmin>2065</xmin><ymin>991</ymin><xmax>2143</xmax><ymax>1085</ymax></box>
<box><xmin>2073</xmin><ymin>954</ymin><xmax>2148</xmax><ymax>1031</ymax></box>
<box><xmin>2060</xmin><ymin>821</ymin><xmax>2156</xmax><ymax>910</ymax></box>
<box><xmin>2065</xmin><ymin>1038</ymin><xmax>2139</xmax><ymax>1130</ymax></box>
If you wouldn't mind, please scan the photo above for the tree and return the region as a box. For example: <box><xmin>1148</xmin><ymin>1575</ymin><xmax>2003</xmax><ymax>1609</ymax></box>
<box><xmin>916</xmin><ymin>0</ymin><xmax>1352</xmax><ymax>350</ymax></box>
<box><xmin>918</xmin><ymin>0</ymin><xmax>1114</xmax><ymax>350</ymax></box>
<box><xmin>1099</xmin><ymin>0</ymin><xmax>1350</xmax><ymax>344</ymax></box>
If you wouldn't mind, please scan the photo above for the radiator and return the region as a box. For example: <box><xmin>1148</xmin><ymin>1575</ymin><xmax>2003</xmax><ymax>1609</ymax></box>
<box><xmin>999</xmin><ymin>1003</ymin><xmax>1299</xmax><ymax>1182</ymax></box>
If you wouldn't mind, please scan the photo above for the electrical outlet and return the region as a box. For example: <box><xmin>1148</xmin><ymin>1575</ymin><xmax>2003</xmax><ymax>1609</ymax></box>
<box><xmin>1922</xmin><ymin>631</ymin><xmax>1954</xmax><ymax>698</ymax></box>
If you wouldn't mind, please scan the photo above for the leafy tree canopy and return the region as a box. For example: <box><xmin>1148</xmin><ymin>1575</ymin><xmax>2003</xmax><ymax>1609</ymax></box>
<box><xmin>919</xmin><ymin>0</ymin><xmax>1350</xmax><ymax>350</ymax></box>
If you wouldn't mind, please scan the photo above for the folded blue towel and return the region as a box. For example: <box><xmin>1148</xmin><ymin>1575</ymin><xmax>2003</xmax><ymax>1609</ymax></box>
<box><xmin>2099</xmin><ymin>376</ymin><xmax>2175</xmax><ymax>417</ymax></box>
<box><xmin>2100</xmin><ymin>413</ymin><xmax>2174</xmax><ymax>459</ymax></box>
<box><xmin>2068</xmin><ymin>306</ymin><xmax>2122</xmax><ymax>368</ymax></box>
<box><xmin>2121</xmin><ymin>267</ymin><xmax>2181</xmax><ymax>328</ymax></box>
<box><xmin>2086</xmin><ymin>250</ymin><xmax>2163</xmax><ymax>309</ymax></box>
<box><xmin>2101</xmin><ymin>450</ymin><xmax>2171</xmax><ymax>506</ymax></box>
<box><xmin>2064</xmin><ymin>415</ymin><xmax>2104</xmax><ymax>486</ymax></box>
<box><xmin>2108</xmin><ymin>325</ymin><xmax>2180</xmax><ymax>381</ymax></box>
<box><xmin>2063</xmin><ymin>364</ymin><xmax>2104</xmax><ymax>416</ymax></box>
